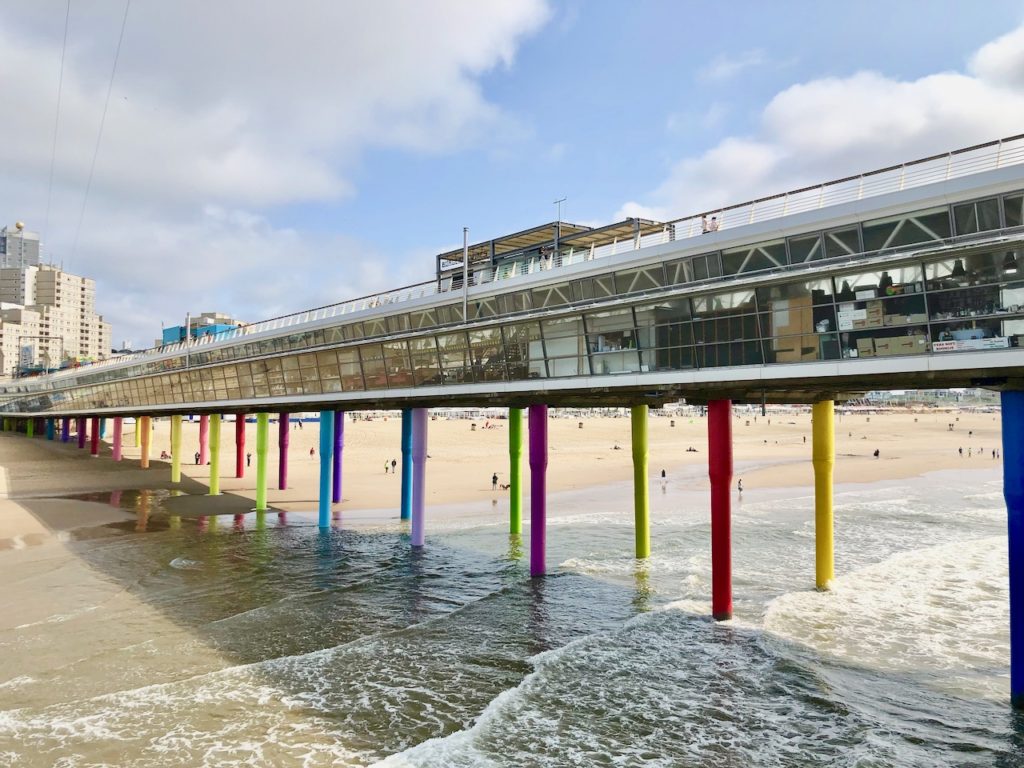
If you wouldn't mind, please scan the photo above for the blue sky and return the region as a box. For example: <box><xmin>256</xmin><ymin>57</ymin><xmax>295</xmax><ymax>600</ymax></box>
<box><xmin>1</xmin><ymin>1</ymin><xmax>1023</xmax><ymax>346</ymax></box>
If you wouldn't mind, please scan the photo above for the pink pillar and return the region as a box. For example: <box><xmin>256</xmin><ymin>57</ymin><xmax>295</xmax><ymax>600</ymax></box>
<box><xmin>529</xmin><ymin>404</ymin><xmax>548</xmax><ymax>577</ymax></box>
<box><xmin>90</xmin><ymin>417</ymin><xmax>100</xmax><ymax>456</ymax></box>
<box><xmin>112</xmin><ymin>417</ymin><xmax>123</xmax><ymax>460</ymax></box>
<box><xmin>235</xmin><ymin>414</ymin><xmax>246</xmax><ymax>478</ymax></box>
<box><xmin>278</xmin><ymin>413</ymin><xmax>290</xmax><ymax>490</ymax></box>
<box><xmin>708</xmin><ymin>400</ymin><xmax>733</xmax><ymax>621</ymax></box>
<box><xmin>199</xmin><ymin>415</ymin><xmax>209</xmax><ymax>465</ymax></box>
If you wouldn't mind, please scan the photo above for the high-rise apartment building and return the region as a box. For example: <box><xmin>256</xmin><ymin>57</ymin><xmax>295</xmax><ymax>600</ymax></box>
<box><xmin>0</xmin><ymin>265</ymin><xmax>111</xmax><ymax>375</ymax></box>
<box><xmin>0</xmin><ymin>223</ymin><xmax>40</xmax><ymax>269</ymax></box>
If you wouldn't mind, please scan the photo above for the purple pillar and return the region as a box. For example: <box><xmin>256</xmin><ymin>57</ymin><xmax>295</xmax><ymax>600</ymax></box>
<box><xmin>278</xmin><ymin>412</ymin><xmax>290</xmax><ymax>490</ymax></box>
<box><xmin>77</xmin><ymin>417</ymin><xmax>86</xmax><ymax>449</ymax></box>
<box><xmin>198</xmin><ymin>415</ymin><xmax>209</xmax><ymax>465</ymax></box>
<box><xmin>529</xmin><ymin>404</ymin><xmax>548</xmax><ymax>577</ymax></box>
<box><xmin>410</xmin><ymin>408</ymin><xmax>428</xmax><ymax>547</ymax></box>
<box><xmin>332</xmin><ymin>410</ymin><xmax>345</xmax><ymax>504</ymax></box>
<box><xmin>61</xmin><ymin>417</ymin><xmax>70</xmax><ymax>443</ymax></box>
<box><xmin>112</xmin><ymin>417</ymin><xmax>123</xmax><ymax>461</ymax></box>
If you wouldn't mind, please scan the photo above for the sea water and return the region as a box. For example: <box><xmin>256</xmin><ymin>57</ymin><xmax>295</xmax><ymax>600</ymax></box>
<box><xmin>0</xmin><ymin>468</ymin><xmax>1020</xmax><ymax>766</ymax></box>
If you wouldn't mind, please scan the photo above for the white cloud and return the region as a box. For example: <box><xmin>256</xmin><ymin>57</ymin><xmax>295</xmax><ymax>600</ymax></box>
<box><xmin>697</xmin><ymin>49</ymin><xmax>767</xmax><ymax>82</ymax></box>
<box><xmin>619</xmin><ymin>23</ymin><xmax>1024</xmax><ymax>222</ymax></box>
<box><xmin>0</xmin><ymin>1</ymin><xmax>550</xmax><ymax>346</ymax></box>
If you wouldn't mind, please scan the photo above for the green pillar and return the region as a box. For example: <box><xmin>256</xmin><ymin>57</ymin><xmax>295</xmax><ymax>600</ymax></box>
<box><xmin>631</xmin><ymin>404</ymin><xmax>650</xmax><ymax>559</ymax></box>
<box><xmin>26</xmin><ymin>419</ymin><xmax>34</xmax><ymax>438</ymax></box>
<box><xmin>170</xmin><ymin>415</ymin><xmax>182</xmax><ymax>483</ymax></box>
<box><xmin>509</xmin><ymin>407</ymin><xmax>524</xmax><ymax>534</ymax></box>
<box><xmin>208</xmin><ymin>414</ymin><xmax>221</xmax><ymax>495</ymax></box>
<box><xmin>255</xmin><ymin>412</ymin><xmax>269</xmax><ymax>511</ymax></box>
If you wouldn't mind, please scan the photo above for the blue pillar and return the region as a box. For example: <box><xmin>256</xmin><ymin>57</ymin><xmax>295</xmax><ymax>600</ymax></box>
<box><xmin>60</xmin><ymin>417</ymin><xmax>70</xmax><ymax>442</ymax></box>
<box><xmin>318</xmin><ymin>410</ymin><xmax>334</xmax><ymax>529</ymax></box>
<box><xmin>1004</xmin><ymin>390</ymin><xmax>1024</xmax><ymax>708</ymax></box>
<box><xmin>400</xmin><ymin>407</ymin><xmax>413</xmax><ymax>520</ymax></box>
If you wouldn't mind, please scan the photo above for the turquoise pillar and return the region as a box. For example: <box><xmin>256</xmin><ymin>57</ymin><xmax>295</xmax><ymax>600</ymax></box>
<box><xmin>400</xmin><ymin>408</ymin><xmax>413</xmax><ymax>520</ymax></box>
<box><xmin>318</xmin><ymin>410</ymin><xmax>334</xmax><ymax>528</ymax></box>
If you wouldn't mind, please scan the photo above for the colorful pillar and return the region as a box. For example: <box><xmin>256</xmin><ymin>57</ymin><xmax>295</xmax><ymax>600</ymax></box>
<box><xmin>199</xmin><ymin>414</ymin><xmax>209</xmax><ymax>466</ymax></box>
<box><xmin>134</xmin><ymin>418</ymin><xmax>140</xmax><ymax>448</ymax></box>
<box><xmin>1003</xmin><ymin>390</ymin><xmax>1024</xmax><ymax>708</ymax></box>
<box><xmin>26</xmin><ymin>418</ymin><xmax>34</xmax><ymax>438</ymax></box>
<box><xmin>509</xmin><ymin>407</ymin><xmax>524</xmax><ymax>534</ymax></box>
<box><xmin>99</xmin><ymin>418</ymin><xmax>106</xmax><ymax>439</ymax></box>
<box><xmin>332</xmin><ymin>410</ymin><xmax>345</xmax><ymax>504</ymax></box>
<box><xmin>410</xmin><ymin>407</ymin><xmax>428</xmax><ymax>546</ymax></box>
<box><xmin>318</xmin><ymin>410</ymin><xmax>334</xmax><ymax>528</ymax></box>
<box><xmin>61</xmin><ymin>417</ymin><xmax>70</xmax><ymax>443</ymax></box>
<box><xmin>140</xmin><ymin>415</ymin><xmax>151</xmax><ymax>469</ymax></box>
<box><xmin>632</xmin><ymin>404</ymin><xmax>650</xmax><ymax>559</ymax></box>
<box><xmin>170</xmin><ymin>415</ymin><xmax>182</xmax><ymax>482</ymax></box>
<box><xmin>77</xmin><ymin>417</ymin><xmax>86</xmax><ymax>449</ymax></box>
<box><xmin>529</xmin><ymin>404</ymin><xmax>548</xmax><ymax>577</ymax></box>
<box><xmin>208</xmin><ymin>414</ymin><xmax>221</xmax><ymax>495</ymax></box>
<box><xmin>45</xmin><ymin>418</ymin><xmax>55</xmax><ymax>440</ymax></box>
<box><xmin>812</xmin><ymin>400</ymin><xmax>835</xmax><ymax>590</ymax></box>
<box><xmin>112</xmin><ymin>417</ymin><xmax>123</xmax><ymax>461</ymax></box>
<box><xmin>400</xmin><ymin>408</ymin><xmax>413</xmax><ymax>520</ymax></box>
<box><xmin>708</xmin><ymin>399</ymin><xmax>733</xmax><ymax>621</ymax></box>
<box><xmin>278</xmin><ymin>412</ymin><xmax>290</xmax><ymax>490</ymax></box>
<box><xmin>90</xmin><ymin>417</ymin><xmax>100</xmax><ymax>456</ymax></box>
<box><xmin>235</xmin><ymin>414</ymin><xmax>246</xmax><ymax>479</ymax></box>
<box><xmin>255</xmin><ymin>412</ymin><xmax>269</xmax><ymax>511</ymax></box>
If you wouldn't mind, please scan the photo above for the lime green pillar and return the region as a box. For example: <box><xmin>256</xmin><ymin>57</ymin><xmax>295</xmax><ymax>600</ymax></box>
<box><xmin>170</xmin><ymin>415</ymin><xmax>182</xmax><ymax>483</ymax></box>
<box><xmin>509</xmin><ymin>407</ymin><xmax>524</xmax><ymax>534</ymax></box>
<box><xmin>26</xmin><ymin>419</ymin><xmax>34</xmax><ymax>438</ymax></box>
<box><xmin>812</xmin><ymin>400</ymin><xmax>835</xmax><ymax>590</ymax></box>
<box><xmin>208</xmin><ymin>414</ymin><xmax>221</xmax><ymax>495</ymax></box>
<box><xmin>255</xmin><ymin>412</ymin><xmax>269</xmax><ymax>511</ymax></box>
<box><xmin>631</xmin><ymin>404</ymin><xmax>650</xmax><ymax>559</ymax></box>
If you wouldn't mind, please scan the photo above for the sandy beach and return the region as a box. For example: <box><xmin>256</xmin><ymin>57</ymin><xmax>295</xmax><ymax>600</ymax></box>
<box><xmin>0</xmin><ymin>407</ymin><xmax>1002</xmax><ymax>540</ymax></box>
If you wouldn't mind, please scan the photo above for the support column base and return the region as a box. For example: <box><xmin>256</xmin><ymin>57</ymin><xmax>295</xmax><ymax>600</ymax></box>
<box><xmin>712</xmin><ymin>610</ymin><xmax>732</xmax><ymax>622</ymax></box>
<box><xmin>1013</xmin><ymin>693</ymin><xmax>1024</xmax><ymax>710</ymax></box>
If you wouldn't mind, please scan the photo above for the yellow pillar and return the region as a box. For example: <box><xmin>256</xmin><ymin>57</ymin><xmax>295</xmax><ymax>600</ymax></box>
<box><xmin>140</xmin><ymin>416</ymin><xmax>151</xmax><ymax>469</ymax></box>
<box><xmin>170</xmin><ymin>415</ymin><xmax>182</xmax><ymax>483</ymax></box>
<box><xmin>209</xmin><ymin>414</ymin><xmax>221</xmax><ymax>495</ymax></box>
<box><xmin>631</xmin><ymin>404</ymin><xmax>650</xmax><ymax>559</ymax></box>
<box><xmin>812</xmin><ymin>400</ymin><xmax>834</xmax><ymax>590</ymax></box>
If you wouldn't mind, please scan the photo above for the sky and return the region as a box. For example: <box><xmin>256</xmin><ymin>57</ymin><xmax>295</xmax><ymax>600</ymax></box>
<box><xmin>2</xmin><ymin>0</ymin><xmax>1024</xmax><ymax>349</ymax></box>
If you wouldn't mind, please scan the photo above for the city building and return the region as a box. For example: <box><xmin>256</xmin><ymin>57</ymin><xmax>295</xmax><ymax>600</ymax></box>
<box><xmin>0</xmin><ymin>264</ymin><xmax>111</xmax><ymax>376</ymax></box>
<box><xmin>0</xmin><ymin>223</ymin><xmax>40</xmax><ymax>269</ymax></box>
<box><xmin>160</xmin><ymin>311</ymin><xmax>242</xmax><ymax>346</ymax></box>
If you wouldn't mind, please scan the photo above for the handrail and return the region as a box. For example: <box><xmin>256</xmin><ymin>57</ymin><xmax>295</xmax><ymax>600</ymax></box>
<box><xmin>11</xmin><ymin>134</ymin><xmax>1024</xmax><ymax>384</ymax></box>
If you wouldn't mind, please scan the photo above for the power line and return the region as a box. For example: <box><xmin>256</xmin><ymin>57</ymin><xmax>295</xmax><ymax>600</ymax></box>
<box><xmin>42</xmin><ymin>0</ymin><xmax>72</xmax><ymax>260</ymax></box>
<box><xmin>70</xmin><ymin>0</ymin><xmax>131</xmax><ymax>265</ymax></box>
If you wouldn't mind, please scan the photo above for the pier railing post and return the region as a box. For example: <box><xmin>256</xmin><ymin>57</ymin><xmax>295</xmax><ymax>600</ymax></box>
<box><xmin>509</xmin><ymin>407</ymin><xmax>524</xmax><ymax>534</ymax></box>
<box><xmin>708</xmin><ymin>399</ymin><xmax>733</xmax><ymax>620</ymax></box>
<box><xmin>529</xmin><ymin>404</ymin><xmax>548</xmax><ymax>577</ymax></box>
<box><xmin>632</xmin><ymin>404</ymin><xmax>650</xmax><ymax>559</ymax></box>
<box><xmin>1003</xmin><ymin>390</ymin><xmax>1024</xmax><ymax>708</ymax></box>
<box><xmin>812</xmin><ymin>400</ymin><xmax>835</xmax><ymax>590</ymax></box>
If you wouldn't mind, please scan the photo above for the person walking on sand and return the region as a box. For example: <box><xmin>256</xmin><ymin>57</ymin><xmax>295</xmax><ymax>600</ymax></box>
<box><xmin>492</xmin><ymin>472</ymin><xmax>498</xmax><ymax>491</ymax></box>
<box><xmin>391</xmin><ymin>458</ymin><xmax>397</xmax><ymax>474</ymax></box>
<box><xmin>737</xmin><ymin>478</ymin><xmax>743</xmax><ymax>494</ymax></box>
<box><xmin>384</xmin><ymin>460</ymin><xmax>389</xmax><ymax>474</ymax></box>
<box><xmin>246</xmin><ymin>452</ymin><xmax>252</xmax><ymax>467</ymax></box>
<box><xmin>309</xmin><ymin>447</ymin><xmax>315</xmax><ymax>458</ymax></box>
<box><xmin>194</xmin><ymin>451</ymin><xmax>200</xmax><ymax>465</ymax></box>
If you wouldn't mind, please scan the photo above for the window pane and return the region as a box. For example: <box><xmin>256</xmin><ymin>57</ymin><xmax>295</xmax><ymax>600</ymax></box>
<box><xmin>721</xmin><ymin>240</ymin><xmax>786</xmax><ymax>275</ymax></box>
<box><xmin>863</xmin><ymin>207</ymin><xmax>951</xmax><ymax>251</ymax></box>
<box><xmin>824</xmin><ymin>226</ymin><xmax>861</xmax><ymax>259</ymax></box>
<box><xmin>787</xmin><ymin>234</ymin><xmax>823</xmax><ymax>264</ymax></box>
<box><xmin>613</xmin><ymin>266</ymin><xmax>664</xmax><ymax>295</ymax></box>
<box><xmin>541</xmin><ymin>316</ymin><xmax>589</xmax><ymax>376</ymax></box>
<box><xmin>437</xmin><ymin>332</ymin><xmax>472</xmax><ymax>383</ymax></box>
<box><xmin>585</xmin><ymin>308</ymin><xmax>641</xmax><ymax>373</ymax></box>
<box><xmin>758</xmin><ymin>278</ymin><xmax>838</xmax><ymax>362</ymax></box>
<box><xmin>409</xmin><ymin>338</ymin><xmax>441</xmax><ymax>386</ymax></box>
<box><xmin>1004</xmin><ymin>193</ymin><xmax>1023</xmax><ymax>228</ymax></box>
<box><xmin>468</xmin><ymin>328</ymin><xmax>506</xmax><ymax>381</ymax></box>
<box><xmin>503</xmin><ymin>322</ymin><xmax>545</xmax><ymax>379</ymax></box>
<box><xmin>383</xmin><ymin>341</ymin><xmax>413</xmax><ymax>388</ymax></box>
<box><xmin>359</xmin><ymin>344</ymin><xmax>388</xmax><ymax>389</ymax></box>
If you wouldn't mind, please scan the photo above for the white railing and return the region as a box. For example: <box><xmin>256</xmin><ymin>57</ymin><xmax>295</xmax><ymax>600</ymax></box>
<box><xmin>18</xmin><ymin>134</ymin><xmax>1024</xmax><ymax>385</ymax></box>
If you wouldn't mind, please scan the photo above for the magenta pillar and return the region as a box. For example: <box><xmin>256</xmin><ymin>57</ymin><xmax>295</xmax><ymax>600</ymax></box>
<box><xmin>76</xmin><ymin>417</ymin><xmax>86</xmax><ymax>449</ymax></box>
<box><xmin>529</xmin><ymin>404</ymin><xmax>548</xmax><ymax>577</ymax></box>
<box><xmin>332</xmin><ymin>411</ymin><xmax>345</xmax><ymax>504</ymax></box>
<box><xmin>410</xmin><ymin>408</ymin><xmax>428</xmax><ymax>547</ymax></box>
<box><xmin>708</xmin><ymin>399</ymin><xmax>734</xmax><ymax>621</ymax></box>
<box><xmin>278</xmin><ymin>412</ymin><xmax>289</xmax><ymax>490</ymax></box>
<box><xmin>199</xmin><ymin>415</ymin><xmax>209</xmax><ymax>465</ymax></box>
<box><xmin>235</xmin><ymin>414</ymin><xmax>246</xmax><ymax>478</ymax></box>
<box><xmin>90</xmin><ymin>417</ymin><xmax>100</xmax><ymax>456</ymax></box>
<box><xmin>112</xmin><ymin>417</ymin><xmax>123</xmax><ymax>461</ymax></box>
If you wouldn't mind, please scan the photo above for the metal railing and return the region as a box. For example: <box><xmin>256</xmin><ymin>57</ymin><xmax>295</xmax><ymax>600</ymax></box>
<box><xmin>17</xmin><ymin>134</ymin><xmax>1024</xmax><ymax>384</ymax></box>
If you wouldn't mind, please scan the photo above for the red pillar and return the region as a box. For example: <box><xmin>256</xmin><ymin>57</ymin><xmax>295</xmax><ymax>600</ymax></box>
<box><xmin>235</xmin><ymin>414</ymin><xmax>246</xmax><ymax>478</ymax></box>
<box><xmin>89</xmin><ymin>417</ymin><xmax>100</xmax><ymax>456</ymax></box>
<box><xmin>708</xmin><ymin>400</ymin><xmax>733</xmax><ymax>621</ymax></box>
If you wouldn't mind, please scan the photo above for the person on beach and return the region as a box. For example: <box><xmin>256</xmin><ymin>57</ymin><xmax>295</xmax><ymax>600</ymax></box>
<box><xmin>392</xmin><ymin>458</ymin><xmax>397</xmax><ymax>473</ymax></box>
<box><xmin>492</xmin><ymin>472</ymin><xmax>498</xmax><ymax>490</ymax></box>
<box><xmin>194</xmin><ymin>451</ymin><xmax>200</xmax><ymax>465</ymax></box>
<box><xmin>309</xmin><ymin>447</ymin><xmax>315</xmax><ymax>458</ymax></box>
<box><xmin>661</xmin><ymin>469</ymin><xmax>666</xmax><ymax>479</ymax></box>
<box><xmin>384</xmin><ymin>460</ymin><xmax>389</xmax><ymax>473</ymax></box>
<box><xmin>873</xmin><ymin>449</ymin><xmax>880</xmax><ymax>458</ymax></box>
<box><xmin>246</xmin><ymin>452</ymin><xmax>252</xmax><ymax>467</ymax></box>
<box><xmin>737</xmin><ymin>478</ymin><xmax>743</xmax><ymax>494</ymax></box>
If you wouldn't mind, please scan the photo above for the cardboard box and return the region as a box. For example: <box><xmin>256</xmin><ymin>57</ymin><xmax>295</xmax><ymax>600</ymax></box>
<box><xmin>856</xmin><ymin>338</ymin><xmax>875</xmax><ymax>355</ymax></box>
<box><xmin>873</xmin><ymin>338</ymin><xmax>895</xmax><ymax>355</ymax></box>
<box><xmin>852</xmin><ymin>318</ymin><xmax>867</xmax><ymax>330</ymax></box>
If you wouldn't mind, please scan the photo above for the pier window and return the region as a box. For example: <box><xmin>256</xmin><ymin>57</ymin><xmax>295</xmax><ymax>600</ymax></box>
<box><xmin>722</xmin><ymin>240</ymin><xmax>787</xmax><ymax>276</ymax></box>
<box><xmin>786</xmin><ymin>233</ymin><xmax>824</xmax><ymax>264</ymax></box>
<box><xmin>501</xmin><ymin>321</ymin><xmax>545</xmax><ymax>379</ymax></box>
<box><xmin>409</xmin><ymin>337</ymin><xmax>441</xmax><ymax>386</ymax></box>
<box><xmin>468</xmin><ymin>296</ymin><xmax>499</xmax><ymax>321</ymax></box>
<box><xmin>575</xmin><ymin>274</ymin><xmax>616</xmax><ymax>302</ymax></box>
<box><xmin>281</xmin><ymin>356</ymin><xmax>301</xmax><ymax>396</ymax></box>
<box><xmin>953</xmin><ymin>197</ymin><xmax>1001</xmax><ymax>235</ymax></box>
<box><xmin>337</xmin><ymin>349</ymin><xmax>364</xmax><ymax>391</ymax></box>
<box><xmin>691</xmin><ymin>289</ymin><xmax>762</xmax><ymax>367</ymax></box>
<box><xmin>824</xmin><ymin>226</ymin><xmax>862</xmax><ymax>259</ymax></box>
<box><xmin>664</xmin><ymin>257</ymin><xmax>692</xmax><ymax>286</ymax></box>
<box><xmin>317</xmin><ymin>350</ymin><xmax>342</xmax><ymax>393</ymax></box>
<box><xmin>834</xmin><ymin>264</ymin><xmax>927</xmax><ymax>360</ymax></box>
<box><xmin>383</xmin><ymin>341</ymin><xmax>414</xmax><ymax>388</ymax></box>
<box><xmin>363</xmin><ymin>318</ymin><xmax>388</xmax><ymax>338</ymax></box>
<box><xmin>359</xmin><ymin>344</ymin><xmax>389</xmax><ymax>390</ymax></box>
<box><xmin>386</xmin><ymin>314</ymin><xmax>411</xmax><ymax>334</ymax></box>
<box><xmin>436</xmin><ymin>332</ymin><xmax>473</xmax><ymax>383</ymax></box>
<box><xmin>265</xmin><ymin>357</ymin><xmax>286</xmax><ymax>396</ymax></box>
<box><xmin>496</xmin><ymin>290</ymin><xmax>532</xmax><ymax>316</ymax></box>
<box><xmin>410</xmin><ymin>308</ymin><xmax>437</xmax><ymax>331</ymax></box>
<box><xmin>298</xmin><ymin>353</ymin><xmax>321</xmax><ymax>395</ymax></box>
<box><xmin>531</xmin><ymin>282</ymin><xmax>573</xmax><ymax>309</ymax></box>
<box><xmin>1004</xmin><ymin>193</ymin><xmax>1024</xmax><ymax>228</ymax></box>
<box><xmin>690</xmin><ymin>253</ymin><xmax>723</xmax><ymax>281</ymax></box>
<box><xmin>614</xmin><ymin>265</ymin><xmax>665</xmax><ymax>296</ymax></box>
<box><xmin>468</xmin><ymin>328</ymin><xmax>506</xmax><ymax>381</ymax></box>
<box><xmin>541</xmin><ymin>316</ymin><xmax>590</xmax><ymax>377</ymax></box>
<box><xmin>585</xmin><ymin>308</ymin><xmax>642</xmax><ymax>374</ymax></box>
<box><xmin>757</xmin><ymin>278</ymin><xmax>839</xmax><ymax>362</ymax></box>
<box><xmin>862</xmin><ymin>206</ymin><xmax>951</xmax><ymax>252</ymax></box>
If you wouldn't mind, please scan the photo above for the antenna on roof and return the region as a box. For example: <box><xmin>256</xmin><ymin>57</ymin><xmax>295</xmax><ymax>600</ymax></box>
<box><xmin>553</xmin><ymin>197</ymin><xmax>566</xmax><ymax>254</ymax></box>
